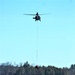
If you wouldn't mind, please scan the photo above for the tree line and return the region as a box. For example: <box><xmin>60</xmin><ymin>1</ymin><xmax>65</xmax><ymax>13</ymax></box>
<box><xmin>0</xmin><ymin>62</ymin><xmax>75</xmax><ymax>75</ymax></box>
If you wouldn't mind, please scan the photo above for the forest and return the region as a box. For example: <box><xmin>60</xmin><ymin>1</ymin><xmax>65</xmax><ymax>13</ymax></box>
<box><xmin>0</xmin><ymin>62</ymin><xmax>75</xmax><ymax>75</ymax></box>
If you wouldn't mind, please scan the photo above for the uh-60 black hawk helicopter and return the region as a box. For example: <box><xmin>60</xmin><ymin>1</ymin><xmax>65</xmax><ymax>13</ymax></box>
<box><xmin>24</xmin><ymin>12</ymin><xmax>51</xmax><ymax>21</ymax></box>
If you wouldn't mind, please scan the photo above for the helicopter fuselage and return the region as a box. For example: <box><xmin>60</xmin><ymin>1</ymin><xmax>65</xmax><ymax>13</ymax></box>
<box><xmin>33</xmin><ymin>15</ymin><xmax>41</xmax><ymax>21</ymax></box>
<box><xmin>33</xmin><ymin>12</ymin><xmax>41</xmax><ymax>21</ymax></box>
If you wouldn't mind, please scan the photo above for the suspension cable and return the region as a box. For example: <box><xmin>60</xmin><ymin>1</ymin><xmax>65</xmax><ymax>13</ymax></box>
<box><xmin>36</xmin><ymin>21</ymin><xmax>39</xmax><ymax>65</ymax></box>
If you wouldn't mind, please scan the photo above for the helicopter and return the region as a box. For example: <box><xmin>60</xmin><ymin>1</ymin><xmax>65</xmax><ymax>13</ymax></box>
<box><xmin>24</xmin><ymin>12</ymin><xmax>51</xmax><ymax>21</ymax></box>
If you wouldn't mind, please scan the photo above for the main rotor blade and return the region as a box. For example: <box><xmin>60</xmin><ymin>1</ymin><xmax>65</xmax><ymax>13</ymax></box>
<box><xmin>23</xmin><ymin>14</ymin><xmax>36</xmax><ymax>16</ymax></box>
<box><xmin>39</xmin><ymin>13</ymin><xmax>52</xmax><ymax>15</ymax></box>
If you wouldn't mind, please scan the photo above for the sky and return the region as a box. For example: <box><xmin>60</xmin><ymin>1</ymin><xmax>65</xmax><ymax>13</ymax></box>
<box><xmin>0</xmin><ymin>0</ymin><xmax>75</xmax><ymax>68</ymax></box>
